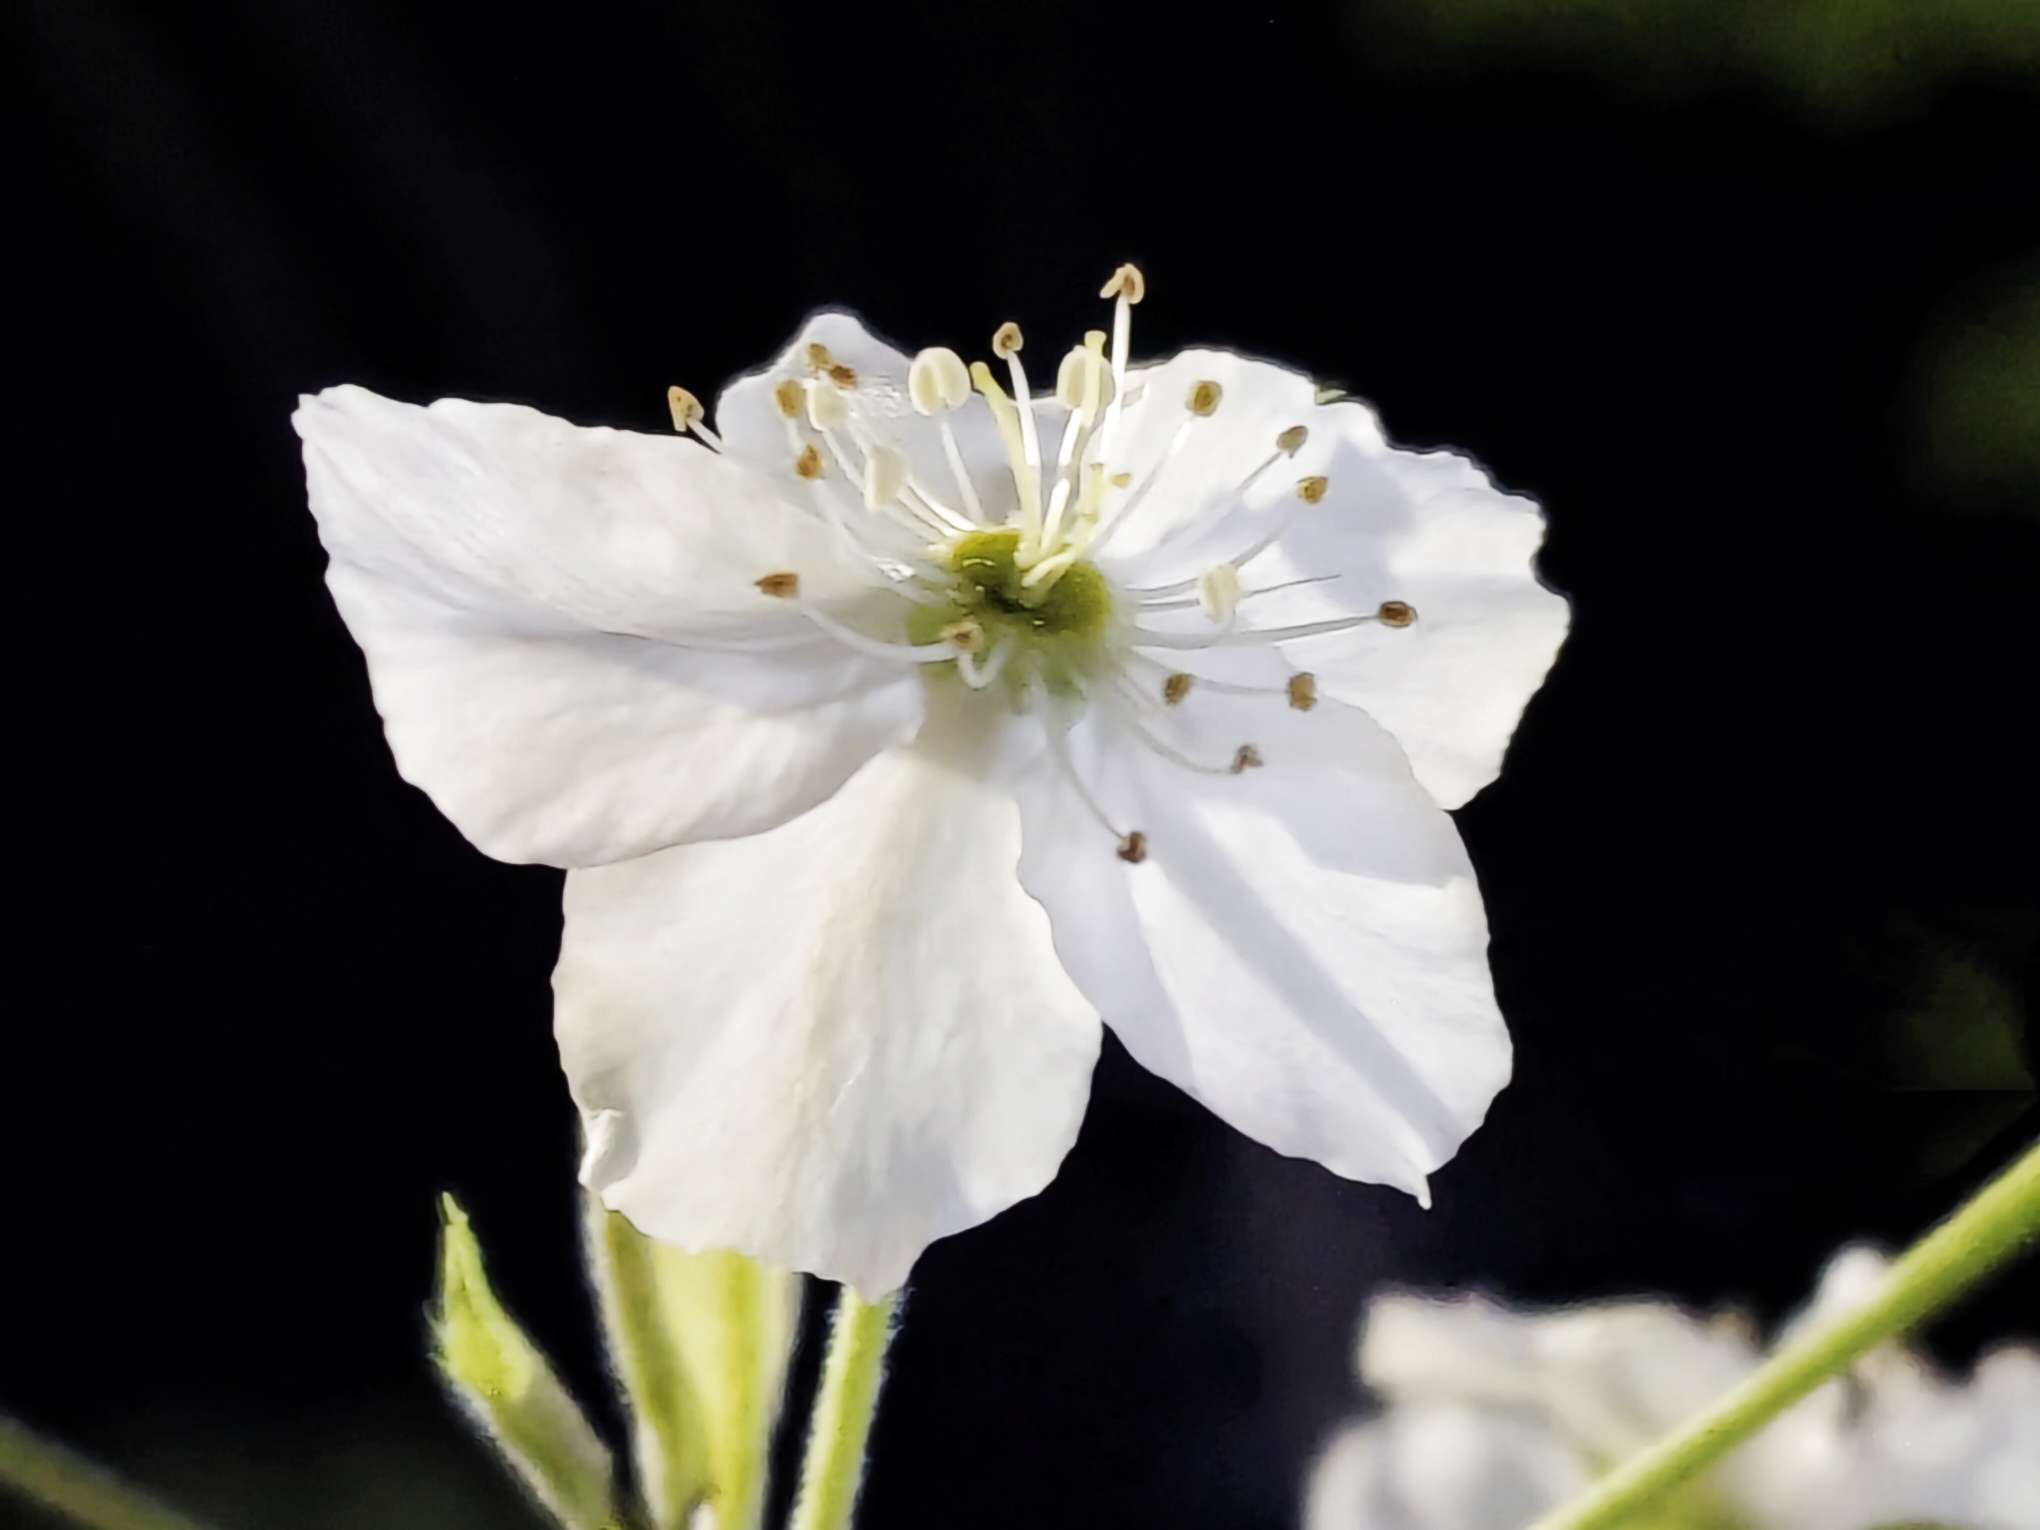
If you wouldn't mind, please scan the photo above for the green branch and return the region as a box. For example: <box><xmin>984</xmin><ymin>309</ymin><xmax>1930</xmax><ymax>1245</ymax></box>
<box><xmin>1531</xmin><ymin>1137</ymin><xmax>2040</xmax><ymax>1530</ymax></box>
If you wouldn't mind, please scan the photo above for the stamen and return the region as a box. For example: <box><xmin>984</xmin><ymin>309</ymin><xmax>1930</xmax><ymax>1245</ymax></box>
<box><xmin>1041</xmin><ymin>332</ymin><xmax>1111</xmax><ymax>554</ymax></box>
<box><xmin>862</xmin><ymin>445</ymin><xmax>908</xmax><ymax>510</ymax></box>
<box><xmin>1127</xmin><ymin>471</ymin><xmax>1338</xmax><ymax>603</ymax></box>
<box><xmin>1084</xmin><ymin>417</ymin><xmax>1193</xmax><ymax>559</ymax></box>
<box><xmin>1055</xmin><ymin>333</ymin><xmax>1111</xmax><ymax>426</ymax></box>
<box><xmin>1197</xmin><ymin>565</ymin><xmax>1241</xmax><ymax>625</ymax></box>
<box><xmin>1231</xmin><ymin>428</ymin><xmax>1313</xmax><ymax>501</ymax></box>
<box><xmin>971</xmin><ymin>361</ymin><xmax>1041</xmax><ymax>549</ymax></box>
<box><xmin>905</xmin><ymin>351</ymin><xmax>985</xmax><ymax>522</ymax></box>
<box><xmin>805</xmin><ymin>343</ymin><xmax>834</xmax><ymax>372</ymax></box>
<box><xmin>1099</xmin><ymin>264</ymin><xmax>1147</xmax><ymax>304</ymax></box>
<box><xmin>667</xmin><ymin>386</ymin><xmax>723</xmax><ymax>451</ymax></box>
<box><xmin>938</xmin><ymin>617</ymin><xmax>986</xmax><ymax>654</ymax></box>
<box><xmin>827</xmin><ymin>363</ymin><xmax>858</xmax><ymax>389</ymax></box>
<box><xmin>1187</xmin><ymin>380</ymin><xmax>1223</xmax><ymax>418</ymax></box>
<box><xmin>780</xmin><ymin>415</ymin><xmax>933</xmax><ymax>572</ymax></box>
<box><xmin>1111</xmin><ymin>685</ymin><xmax>1254</xmax><ymax>776</ymax></box>
<box><xmin>1098</xmin><ymin>262</ymin><xmax>1144</xmax><ymax>465</ymax></box>
<box><xmin>1124</xmin><ymin>650</ymin><xmax>1320</xmax><ymax>707</ymax></box>
<box><xmin>1314</xmin><ymin>385</ymin><xmax>1346</xmax><ymax>404</ymax></box>
<box><xmin>939</xmin><ymin>418</ymin><xmax>988</xmax><ymax>524</ymax></box>
<box><xmin>1137</xmin><ymin>574</ymin><xmax>1340</xmax><ymax>612</ymax></box>
<box><xmin>1042</xmin><ymin>712</ymin><xmax>1137</xmax><ymax>851</ymax></box>
<box><xmin>957</xmin><ymin>640</ymin><xmax>1012</xmax><ymax>690</ymax></box>
<box><xmin>796</xmin><ymin>602</ymin><xmax>965</xmax><ymax>663</ymax></box>
<box><xmin>1017</xmin><ymin>546</ymin><xmax>1083</xmax><ymax>588</ymax></box>
<box><xmin>909</xmin><ymin>347</ymin><xmax>972</xmax><ymax>415</ymax></box>
<box><xmin>1131</xmin><ymin>612</ymin><xmax>1400</xmax><ymax>649</ymax></box>
<box><xmin>1163</xmin><ymin>673</ymin><xmax>1193</xmax><ymax>705</ymax></box>
<box><xmin>1377</xmin><ymin>600</ymin><xmax>1418</xmax><ymax>628</ymax></box>
<box><xmin>1230</xmin><ymin>744</ymin><xmax>1264</xmax><ymax>774</ymax></box>
<box><xmin>806</xmin><ymin>378</ymin><xmax>849</xmax><ymax>431</ymax></box>
<box><xmin>772</xmin><ymin>380</ymin><xmax>804</xmax><ymax>419</ymax></box>
<box><xmin>994</xmin><ymin>323</ymin><xmax>1045</xmax><ymax>551</ymax></box>
<box><xmin>755</xmin><ymin>571</ymin><xmax>800</xmax><ymax>598</ymax></box>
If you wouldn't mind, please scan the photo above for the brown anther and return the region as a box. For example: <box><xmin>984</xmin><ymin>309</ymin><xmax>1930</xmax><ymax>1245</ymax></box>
<box><xmin>1187</xmin><ymin>380</ymin><xmax>1223</xmax><ymax>417</ymax></box>
<box><xmin>992</xmin><ymin>321</ymin><xmax>1024</xmax><ymax>357</ymax></box>
<box><xmin>1117</xmin><ymin>830</ymin><xmax>1148</xmax><ymax>863</ymax></box>
<box><xmin>1110</xmin><ymin>471</ymin><xmax>1133</xmax><ymax>488</ymax></box>
<box><xmin>1377</xmin><ymin>600</ymin><xmax>1417</xmax><ymax>628</ymax></box>
<box><xmin>805</xmin><ymin>342</ymin><xmax>834</xmax><ymax>371</ymax></box>
<box><xmin>755</xmin><ymin>571</ymin><xmax>800</xmax><ymax>598</ymax></box>
<box><xmin>1100</xmin><ymin>263</ymin><xmax>1147</xmax><ymax>304</ymax></box>
<box><xmin>1162</xmin><ymin>673</ymin><xmax>1194</xmax><ymax>706</ymax></box>
<box><xmin>939</xmin><ymin>619</ymin><xmax>986</xmax><ymax>654</ymax></box>
<box><xmin>827</xmin><ymin>363</ymin><xmax>859</xmax><ymax>388</ymax></box>
<box><xmin>1230</xmin><ymin>744</ymin><xmax>1264</xmax><ymax>775</ymax></box>
<box><xmin>772</xmin><ymin>379</ymin><xmax>804</xmax><ymax>419</ymax></box>
<box><xmin>1277</xmin><ymin>425</ymin><xmax>1309</xmax><ymax>457</ymax></box>
<box><xmin>1296</xmin><ymin>475</ymin><xmax>1329</xmax><ymax>505</ymax></box>
<box><xmin>1287</xmin><ymin>672</ymin><xmax>1318</xmax><ymax>712</ymax></box>
<box><xmin>794</xmin><ymin>443</ymin><xmax>824</xmax><ymax>479</ymax></box>
<box><xmin>666</xmin><ymin>385</ymin><xmax>704</xmax><ymax>430</ymax></box>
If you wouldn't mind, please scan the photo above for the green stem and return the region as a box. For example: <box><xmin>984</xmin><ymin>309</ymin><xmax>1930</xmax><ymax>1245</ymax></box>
<box><xmin>1531</xmin><ymin>1136</ymin><xmax>2040</xmax><ymax>1530</ymax></box>
<box><xmin>787</xmin><ymin>1289</ymin><xmax>898</xmax><ymax>1530</ymax></box>
<box><xmin>0</xmin><ymin>1415</ymin><xmax>219</xmax><ymax>1530</ymax></box>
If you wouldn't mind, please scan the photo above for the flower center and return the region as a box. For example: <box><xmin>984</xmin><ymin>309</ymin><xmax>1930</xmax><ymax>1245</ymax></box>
<box><xmin>904</xmin><ymin>529</ymin><xmax>1115</xmax><ymax>693</ymax></box>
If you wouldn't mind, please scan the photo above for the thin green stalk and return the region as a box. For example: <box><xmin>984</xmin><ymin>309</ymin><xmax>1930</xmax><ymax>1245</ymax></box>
<box><xmin>1532</xmin><ymin>1136</ymin><xmax>2040</xmax><ymax>1530</ymax></box>
<box><xmin>0</xmin><ymin>1415</ymin><xmax>218</xmax><ymax>1530</ymax></box>
<box><xmin>787</xmin><ymin>1289</ymin><xmax>898</xmax><ymax>1530</ymax></box>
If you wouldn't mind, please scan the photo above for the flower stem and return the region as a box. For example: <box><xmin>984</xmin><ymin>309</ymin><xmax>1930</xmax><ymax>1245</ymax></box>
<box><xmin>0</xmin><ymin>1415</ymin><xmax>218</xmax><ymax>1530</ymax></box>
<box><xmin>787</xmin><ymin>1288</ymin><xmax>898</xmax><ymax>1530</ymax></box>
<box><xmin>1530</xmin><ymin>1136</ymin><xmax>2040</xmax><ymax>1530</ymax></box>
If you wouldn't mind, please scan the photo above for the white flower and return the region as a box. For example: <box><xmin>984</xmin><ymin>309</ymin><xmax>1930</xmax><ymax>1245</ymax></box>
<box><xmin>1307</xmin><ymin>1246</ymin><xmax>2040</xmax><ymax>1530</ymax></box>
<box><xmin>294</xmin><ymin>268</ymin><xmax>1568</xmax><ymax>1296</ymax></box>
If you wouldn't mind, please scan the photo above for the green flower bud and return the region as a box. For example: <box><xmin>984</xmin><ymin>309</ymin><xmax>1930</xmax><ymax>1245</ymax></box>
<box><xmin>433</xmin><ymin>1194</ymin><xmax>619</xmax><ymax>1530</ymax></box>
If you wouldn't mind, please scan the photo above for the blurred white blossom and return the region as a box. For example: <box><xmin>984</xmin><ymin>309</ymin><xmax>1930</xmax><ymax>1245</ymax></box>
<box><xmin>1307</xmin><ymin>1246</ymin><xmax>2040</xmax><ymax>1530</ymax></box>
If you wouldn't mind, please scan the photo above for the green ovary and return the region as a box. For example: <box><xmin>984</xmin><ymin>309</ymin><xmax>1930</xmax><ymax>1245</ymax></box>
<box><xmin>908</xmin><ymin>528</ymin><xmax>1116</xmax><ymax>691</ymax></box>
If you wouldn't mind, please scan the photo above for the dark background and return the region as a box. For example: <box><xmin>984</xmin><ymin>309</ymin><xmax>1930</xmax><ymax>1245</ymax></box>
<box><xmin>10</xmin><ymin>3</ymin><xmax>2038</xmax><ymax>1528</ymax></box>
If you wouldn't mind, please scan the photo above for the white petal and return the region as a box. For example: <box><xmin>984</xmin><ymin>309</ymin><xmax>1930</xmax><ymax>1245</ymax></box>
<box><xmin>1268</xmin><ymin>427</ymin><xmax>1569</xmax><ymax>808</ymax></box>
<box><xmin>1013</xmin><ymin>688</ymin><xmax>1509</xmax><ymax>1200</ymax></box>
<box><xmin>1093</xmin><ymin>353</ymin><xmax>1565</xmax><ymax>808</ymax></box>
<box><xmin>298</xmin><ymin>385</ymin><xmax>880</xmax><ymax>641</ymax></box>
<box><xmin>1090</xmin><ymin>347</ymin><xmax>1322</xmax><ymax>575</ymax></box>
<box><xmin>715</xmin><ymin>311</ymin><xmax>1039</xmax><ymax>524</ymax></box>
<box><xmin>327</xmin><ymin>564</ymin><xmax>923</xmax><ymax>866</ymax></box>
<box><xmin>299</xmin><ymin>387</ymin><xmax>922</xmax><ymax>865</ymax></box>
<box><xmin>554</xmin><ymin>720</ymin><xmax>1103</xmax><ymax>1298</ymax></box>
<box><xmin>1305</xmin><ymin>1408</ymin><xmax>1586</xmax><ymax>1530</ymax></box>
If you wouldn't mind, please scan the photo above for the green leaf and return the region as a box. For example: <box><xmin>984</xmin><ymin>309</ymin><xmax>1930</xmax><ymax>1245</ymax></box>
<box><xmin>586</xmin><ymin>1202</ymin><xmax>802</xmax><ymax>1530</ymax></box>
<box><xmin>432</xmin><ymin>1194</ymin><xmax>620</xmax><ymax>1530</ymax></box>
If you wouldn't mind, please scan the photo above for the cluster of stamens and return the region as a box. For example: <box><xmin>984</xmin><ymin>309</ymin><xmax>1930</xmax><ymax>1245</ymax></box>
<box><xmin>668</xmin><ymin>266</ymin><xmax>1419</xmax><ymax>862</ymax></box>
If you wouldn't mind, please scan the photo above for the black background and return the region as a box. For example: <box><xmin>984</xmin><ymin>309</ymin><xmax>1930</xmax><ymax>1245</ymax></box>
<box><xmin>10</xmin><ymin>3</ymin><xmax>2039</xmax><ymax>1528</ymax></box>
